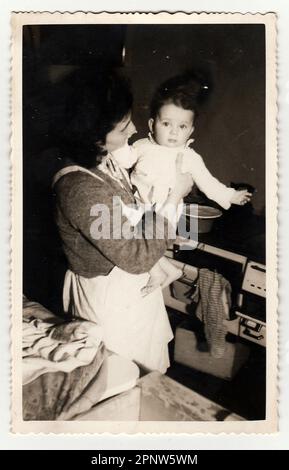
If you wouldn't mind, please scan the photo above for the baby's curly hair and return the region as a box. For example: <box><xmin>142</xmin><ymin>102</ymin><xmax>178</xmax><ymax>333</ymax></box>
<box><xmin>150</xmin><ymin>70</ymin><xmax>211</xmax><ymax>120</ymax></box>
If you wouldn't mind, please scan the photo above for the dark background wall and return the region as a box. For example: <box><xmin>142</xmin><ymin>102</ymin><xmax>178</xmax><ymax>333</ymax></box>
<box><xmin>23</xmin><ymin>24</ymin><xmax>265</xmax><ymax>310</ymax></box>
<box><xmin>125</xmin><ymin>24</ymin><xmax>265</xmax><ymax>213</ymax></box>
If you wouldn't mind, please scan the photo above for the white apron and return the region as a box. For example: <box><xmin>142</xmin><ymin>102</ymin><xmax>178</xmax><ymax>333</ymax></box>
<box><xmin>54</xmin><ymin>165</ymin><xmax>173</xmax><ymax>374</ymax></box>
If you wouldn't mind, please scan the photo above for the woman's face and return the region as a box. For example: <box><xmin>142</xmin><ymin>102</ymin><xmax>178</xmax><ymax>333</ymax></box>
<box><xmin>105</xmin><ymin>113</ymin><xmax>137</xmax><ymax>153</ymax></box>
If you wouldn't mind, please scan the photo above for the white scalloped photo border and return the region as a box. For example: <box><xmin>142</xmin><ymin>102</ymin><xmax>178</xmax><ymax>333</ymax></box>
<box><xmin>10</xmin><ymin>10</ymin><xmax>278</xmax><ymax>435</ymax></box>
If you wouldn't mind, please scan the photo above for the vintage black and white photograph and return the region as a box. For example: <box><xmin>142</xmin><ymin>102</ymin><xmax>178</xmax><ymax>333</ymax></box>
<box><xmin>11</xmin><ymin>12</ymin><xmax>277</xmax><ymax>433</ymax></box>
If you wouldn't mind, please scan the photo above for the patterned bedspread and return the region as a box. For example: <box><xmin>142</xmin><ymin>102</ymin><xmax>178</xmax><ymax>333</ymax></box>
<box><xmin>23</xmin><ymin>343</ymin><xmax>107</xmax><ymax>421</ymax></box>
<box><xmin>22</xmin><ymin>296</ymin><xmax>108</xmax><ymax>420</ymax></box>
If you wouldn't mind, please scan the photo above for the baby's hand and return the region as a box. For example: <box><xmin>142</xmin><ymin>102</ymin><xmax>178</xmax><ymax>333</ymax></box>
<box><xmin>231</xmin><ymin>189</ymin><xmax>253</xmax><ymax>206</ymax></box>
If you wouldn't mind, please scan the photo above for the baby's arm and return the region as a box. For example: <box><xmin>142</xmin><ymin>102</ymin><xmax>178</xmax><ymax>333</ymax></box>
<box><xmin>185</xmin><ymin>151</ymin><xmax>251</xmax><ymax>209</ymax></box>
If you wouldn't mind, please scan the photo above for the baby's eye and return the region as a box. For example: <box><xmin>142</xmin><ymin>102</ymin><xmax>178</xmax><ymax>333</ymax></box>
<box><xmin>162</xmin><ymin>121</ymin><xmax>170</xmax><ymax>127</ymax></box>
<box><xmin>180</xmin><ymin>124</ymin><xmax>187</xmax><ymax>130</ymax></box>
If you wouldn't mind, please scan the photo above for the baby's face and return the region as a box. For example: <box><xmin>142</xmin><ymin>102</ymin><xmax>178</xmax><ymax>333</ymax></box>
<box><xmin>149</xmin><ymin>103</ymin><xmax>194</xmax><ymax>148</ymax></box>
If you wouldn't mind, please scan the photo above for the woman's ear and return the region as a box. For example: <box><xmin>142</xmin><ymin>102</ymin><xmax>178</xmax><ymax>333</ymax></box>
<box><xmin>148</xmin><ymin>118</ymin><xmax>154</xmax><ymax>134</ymax></box>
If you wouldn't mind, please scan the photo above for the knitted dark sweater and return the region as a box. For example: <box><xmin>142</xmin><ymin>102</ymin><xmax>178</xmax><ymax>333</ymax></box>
<box><xmin>54</xmin><ymin>169</ymin><xmax>175</xmax><ymax>278</ymax></box>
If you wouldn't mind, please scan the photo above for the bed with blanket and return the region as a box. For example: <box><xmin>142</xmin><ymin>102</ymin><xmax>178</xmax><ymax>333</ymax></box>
<box><xmin>22</xmin><ymin>296</ymin><xmax>140</xmax><ymax>421</ymax></box>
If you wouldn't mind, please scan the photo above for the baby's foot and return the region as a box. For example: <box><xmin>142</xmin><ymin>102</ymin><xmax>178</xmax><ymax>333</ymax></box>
<box><xmin>141</xmin><ymin>281</ymin><xmax>161</xmax><ymax>297</ymax></box>
<box><xmin>160</xmin><ymin>267</ymin><xmax>183</xmax><ymax>289</ymax></box>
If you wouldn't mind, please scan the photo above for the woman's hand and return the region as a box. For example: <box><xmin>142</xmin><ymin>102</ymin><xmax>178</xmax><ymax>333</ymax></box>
<box><xmin>231</xmin><ymin>189</ymin><xmax>253</xmax><ymax>206</ymax></box>
<box><xmin>168</xmin><ymin>153</ymin><xmax>194</xmax><ymax>205</ymax></box>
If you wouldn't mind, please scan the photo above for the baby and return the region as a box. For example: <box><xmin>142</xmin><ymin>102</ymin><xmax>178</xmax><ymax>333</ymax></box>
<box><xmin>130</xmin><ymin>72</ymin><xmax>252</xmax><ymax>295</ymax></box>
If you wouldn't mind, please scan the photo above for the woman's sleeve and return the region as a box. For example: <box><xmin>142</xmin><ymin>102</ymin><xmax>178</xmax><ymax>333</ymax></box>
<box><xmin>186</xmin><ymin>151</ymin><xmax>236</xmax><ymax>209</ymax></box>
<box><xmin>57</xmin><ymin>175</ymin><xmax>175</xmax><ymax>275</ymax></box>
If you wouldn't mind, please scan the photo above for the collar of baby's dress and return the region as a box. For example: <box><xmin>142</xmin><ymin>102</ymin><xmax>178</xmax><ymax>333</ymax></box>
<box><xmin>148</xmin><ymin>132</ymin><xmax>195</xmax><ymax>149</ymax></box>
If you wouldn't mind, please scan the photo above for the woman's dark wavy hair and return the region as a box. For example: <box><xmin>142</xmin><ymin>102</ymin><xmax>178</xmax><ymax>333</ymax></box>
<box><xmin>150</xmin><ymin>70</ymin><xmax>211</xmax><ymax>120</ymax></box>
<box><xmin>59</xmin><ymin>67</ymin><xmax>133</xmax><ymax>168</ymax></box>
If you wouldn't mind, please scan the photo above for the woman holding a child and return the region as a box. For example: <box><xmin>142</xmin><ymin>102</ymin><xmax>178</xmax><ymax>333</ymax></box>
<box><xmin>53</xmin><ymin>70</ymin><xmax>193</xmax><ymax>373</ymax></box>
